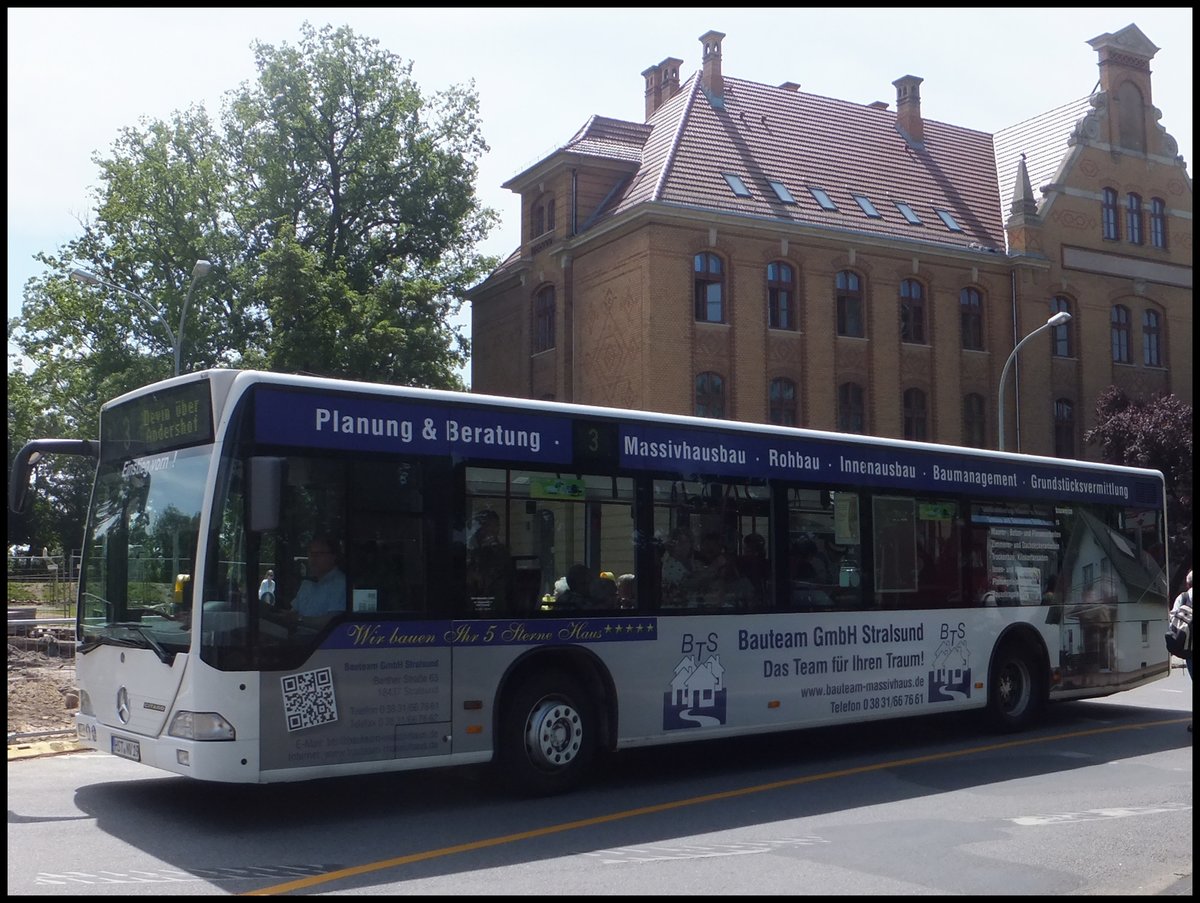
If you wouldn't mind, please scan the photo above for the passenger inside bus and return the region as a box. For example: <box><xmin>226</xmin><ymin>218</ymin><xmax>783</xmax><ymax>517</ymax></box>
<box><xmin>555</xmin><ymin>564</ymin><xmax>596</xmax><ymax>609</ymax></box>
<box><xmin>466</xmin><ymin>509</ymin><xmax>513</xmax><ymax>611</ymax></box>
<box><xmin>738</xmin><ymin>532</ymin><xmax>770</xmax><ymax>598</ymax></box>
<box><xmin>594</xmin><ymin>571</ymin><xmax>618</xmax><ymax>607</ymax></box>
<box><xmin>616</xmin><ymin>573</ymin><xmax>636</xmax><ymax>609</ymax></box>
<box><xmin>661</xmin><ymin>527</ymin><xmax>701</xmax><ymax>606</ymax></box>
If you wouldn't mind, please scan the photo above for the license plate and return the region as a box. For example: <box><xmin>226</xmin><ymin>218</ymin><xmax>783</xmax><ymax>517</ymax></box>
<box><xmin>111</xmin><ymin>735</ymin><xmax>141</xmax><ymax>761</ymax></box>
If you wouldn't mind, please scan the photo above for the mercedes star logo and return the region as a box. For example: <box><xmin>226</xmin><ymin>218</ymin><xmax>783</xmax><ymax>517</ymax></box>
<box><xmin>116</xmin><ymin>687</ymin><xmax>131</xmax><ymax>724</ymax></box>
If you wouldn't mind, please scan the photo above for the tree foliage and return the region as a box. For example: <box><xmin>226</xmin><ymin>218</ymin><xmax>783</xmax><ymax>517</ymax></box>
<box><xmin>7</xmin><ymin>22</ymin><xmax>497</xmax><ymax>553</ymax></box>
<box><xmin>1085</xmin><ymin>386</ymin><xmax>1193</xmax><ymax>593</ymax></box>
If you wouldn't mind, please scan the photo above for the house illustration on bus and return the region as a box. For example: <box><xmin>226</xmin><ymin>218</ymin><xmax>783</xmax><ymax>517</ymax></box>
<box><xmin>664</xmin><ymin>654</ymin><xmax>728</xmax><ymax>729</ymax></box>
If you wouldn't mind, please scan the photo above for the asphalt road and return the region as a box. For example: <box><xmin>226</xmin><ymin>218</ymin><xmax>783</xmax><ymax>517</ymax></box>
<box><xmin>7</xmin><ymin>665</ymin><xmax>1192</xmax><ymax>895</ymax></box>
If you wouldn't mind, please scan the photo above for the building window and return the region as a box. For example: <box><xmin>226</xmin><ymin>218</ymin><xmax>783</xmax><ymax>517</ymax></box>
<box><xmin>767</xmin><ymin>261</ymin><xmax>795</xmax><ymax>330</ymax></box>
<box><xmin>532</xmin><ymin>286</ymin><xmax>555</xmax><ymax>353</ymax></box>
<box><xmin>1050</xmin><ymin>296</ymin><xmax>1073</xmax><ymax>357</ymax></box>
<box><xmin>695</xmin><ymin>371</ymin><xmax>725</xmax><ymax>418</ymax></box>
<box><xmin>1054</xmin><ymin>398</ymin><xmax>1075</xmax><ymax>458</ymax></box>
<box><xmin>899</xmin><ymin>279</ymin><xmax>925</xmax><ymax>343</ymax></box>
<box><xmin>1126</xmin><ymin>193</ymin><xmax>1144</xmax><ymax>245</ymax></box>
<box><xmin>1142</xmin><ymin>309</ymin><xmax>1161</xmax><ymax>367</ymax></box>
<box><xmin>836</xmin><ymin>270</ymin><xmax>864</xmax><ymax>338</ymax></box>
<box><xmin>693</xmin><ymin>252</ymin><xmax>724</xmax><ymax>323</ymax></box>
<box><xmin>1111</xmin><ymin>305</ymin><xmax>1131</xmax><ymax>363</ymax></box>
<box><xmin>838</xmin><ymin>382</ymin><xmax>866</xmax><ymax>434</ymax></box>
<box><xmin>962</xmin><ymin>394</ymin><xmax>986</xmax><ymax>448</ymax></box>
<box><xmin>532</xmin><ymin>285</ymin><xmax>554</xmax><ymax>353</ymax></box>
<box><xmin>902</xmin><ymin>388</ymin><xmax>928</xmax><ymax>441</ymax></box>
<box><xmin>960</xmin><ymin>287</ymin><xmax>983</xmax><ymax>350</ymax></box>
<box><xmin>1150</xmin><ymin>198</ymin><xmax>1168</xmax><ymax>249</ymax></box>
<box><xmin>532</xmin><ymin>196</ymin><xmax>555</xmax><ymax>238</ymax></box>
<box><xmin>1102</xmin><ymin>188</ymin><xmax>1120</xmax><ymax>241</ymax></box>
<box><xmin>768</xmin><ymin>377</ymin><xmax>798</xmax><ymax>426</ymax></box>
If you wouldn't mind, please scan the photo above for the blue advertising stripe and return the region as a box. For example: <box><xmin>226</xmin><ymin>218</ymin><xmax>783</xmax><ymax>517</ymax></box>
<box><xmin>618</xmin><ymin>424</ymin><xmax>1152</xmax><ymax>505</ymax></box>
<box><xmin>320</xmin><ymin>618</ymin><xmax>658</xmax><ymax>650</ymax></box>
<box><xmin>254</xmin><ymin>387</ymin><xmax>572</xmax><ymax>464</ymax></box>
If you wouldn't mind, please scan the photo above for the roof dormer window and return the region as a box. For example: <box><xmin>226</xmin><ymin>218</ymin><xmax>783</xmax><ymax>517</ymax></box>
<box><xmin>723</xmin><ymin>173</ymin><xmax>752</xmax><ymax>197</ymax></box>
<box><xmin>769</xmin><ymin>180</ymin><xmax>796</xmax><ymax>204</ymax></box>
<box><xmin>935</xmin><ymin>209</ymin><xmax>963</xmax><ymax>232</ymax></box>
<box><xmin>852</xmin><ymin>193</ymin><xmax>882</xmax><ymax>218</ymax></box>
<box><xmin>895</xmin><ymin>202</ymin><xmax>922</xmax><ymax>225</ymax></box>
<box><xmin>808</xmin><ymin>187</ymin><xmax>838</xmax><ymax>211</ymax></box>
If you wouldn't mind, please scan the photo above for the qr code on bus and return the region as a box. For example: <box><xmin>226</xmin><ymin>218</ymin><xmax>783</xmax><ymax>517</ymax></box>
<box><xmin>281</xmin><ymin>667</ymin><xmax>339</xmax><ymax>731</ymax></box>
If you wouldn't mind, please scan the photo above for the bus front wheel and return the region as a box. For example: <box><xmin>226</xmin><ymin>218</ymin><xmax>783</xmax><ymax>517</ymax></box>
<box><xmin>498</xmin><ymin>669</ymin><xmax>596</xmax><ymax>796</ymax></box>
<box><xmin>987</xmin><ymin>641</ymin><xmax>1045</xmax><ymax>732</ymax></box>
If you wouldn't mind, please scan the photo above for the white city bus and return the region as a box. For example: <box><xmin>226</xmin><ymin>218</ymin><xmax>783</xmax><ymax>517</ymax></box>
<box><xmin>10</xmin><ymin>370</ymin><xmax>1171</xmax><ymax>794</ymax></box>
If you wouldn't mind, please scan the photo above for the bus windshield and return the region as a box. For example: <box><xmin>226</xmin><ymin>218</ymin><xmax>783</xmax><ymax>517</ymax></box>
<box><xmin>78</xmin><ymin>445</ymin><xmax>211</xmax><ymax>657</ymax></box>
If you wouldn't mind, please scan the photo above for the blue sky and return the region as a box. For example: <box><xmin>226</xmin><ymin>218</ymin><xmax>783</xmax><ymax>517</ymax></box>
<box><xmin>7</xmin><ymin>8</ymin><xmax>1193</xmax><ymax>371</ymax></box>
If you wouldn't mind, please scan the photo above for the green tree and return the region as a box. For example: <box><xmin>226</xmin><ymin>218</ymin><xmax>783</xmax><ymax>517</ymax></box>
<box><xmin>9</xmin><ymin>21</ymin><xmax>497</xmax><ymax>548</ymax></box>
<box><xmin>225</xmin><ymin>22</ymin><xmax>495</xmax><ymax>381</ymax></box>
<box><xmin>1085</xmin><ymin>387</ymin><xmax>1193</xmax><ymax>594</ymax></box>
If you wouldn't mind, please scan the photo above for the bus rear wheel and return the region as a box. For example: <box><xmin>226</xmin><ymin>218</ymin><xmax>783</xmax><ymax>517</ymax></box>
<box><xmin>498</xmin><ymin>669</ymin><xmax>596</xmax><ymax>796</ymax></box>
<box><xmin>987</xmin><ymin>641</ymin><xmax>1045</xmax><ymax>732</ymax></box>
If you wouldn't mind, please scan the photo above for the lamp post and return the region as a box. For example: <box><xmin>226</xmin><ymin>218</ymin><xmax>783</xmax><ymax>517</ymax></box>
<box><xmin>69</xmin><ymin>259</ymin><xmax>211</xmax><ymax>377</ymax></box>
<box><xmin>998</xmin><ymin>311</ymin><xmax>1071</xmax><ymax>452</ymax></box>
<box><xmin>69</xmin><ymin>268</ymin><xmax>178</xmax><ymax>371</ymax></box>
<box><xmin>176</xmin><ymin>259</ymin><xmax>213</xmax><ymax>377</ymax></box>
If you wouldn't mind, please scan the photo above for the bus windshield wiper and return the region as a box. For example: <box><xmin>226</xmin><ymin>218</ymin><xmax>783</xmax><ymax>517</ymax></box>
<box><xmin>79</xmin><ymin>634</ymin><xmax>143</xmax><ymax>655</ymax></box>
<box><xmin>111</xmin><ymin>622</ymin><xmax>174</xmax><ymax>663</ymax></box>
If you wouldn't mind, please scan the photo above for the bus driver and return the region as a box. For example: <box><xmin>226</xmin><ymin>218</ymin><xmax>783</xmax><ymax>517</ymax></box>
<box><xmin>277</xmin><ymin>535</ymin><xmax>347</xmax><ymax>627</ymax></box>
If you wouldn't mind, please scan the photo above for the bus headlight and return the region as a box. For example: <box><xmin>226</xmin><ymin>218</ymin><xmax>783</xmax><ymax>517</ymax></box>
<box><xmin>168</xmin><ymin>711</ymin><xmax>236</xmax><ymax>741</ymax></box>
<box><xmin>78</xmin><ymin>689</ymin><xmax>94</xmax><ymax>716</ymax></box>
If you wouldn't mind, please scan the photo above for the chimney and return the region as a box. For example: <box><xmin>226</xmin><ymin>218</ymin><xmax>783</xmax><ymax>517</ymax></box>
<box><xmin>658</xmin><ymin>56</ymin><xmax>683</xmax><ymax>104</ymax></box>
<box><xmin>893</xmin><ymin>74</ymin><xmax>924</xmax><ymax>145</ymax></box>
<box><xmin>642</xmin><ymin>63</ymin><xmax>662</xmax><ymax>120</ymax></box>
<box><xmin>699</xmin><ymin>30</ymin><xmax>726</xmax><ymax>101</ymax></box>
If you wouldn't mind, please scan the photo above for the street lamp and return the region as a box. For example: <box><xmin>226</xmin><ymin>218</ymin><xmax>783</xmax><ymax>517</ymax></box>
<box><xmin>998</xmin><ymin>311</ymin><xmax>1071</xmax><ymax>452</ymax></box>
<box><xmin>69</xmin><ymin>259</ymin><xmax>211</xmax><ymax>377</ymax></box>
<box><xmin>176</xmin><ymin>259</ymin><xmax>213</xmax><ymax>377</ymax></box>
<box><xmin>69</xmin><ymin>267</ymin><xmax>178</xmax><ymax>371</ymax></box>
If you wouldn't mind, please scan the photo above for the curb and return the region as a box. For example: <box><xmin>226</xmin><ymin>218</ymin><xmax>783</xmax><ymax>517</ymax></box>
<box><xmin>7</xmin><ymin>737</ymin><xmax>83</xmax><ymax>761</ymax></box>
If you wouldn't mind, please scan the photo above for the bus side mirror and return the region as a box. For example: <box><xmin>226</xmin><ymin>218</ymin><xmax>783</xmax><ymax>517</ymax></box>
<box><xmin>9</xmin><ymin>439</ymin><xmax>99</xmax><ymax>513</ymax></box>
<box><xmin>248</xmin><ymin>457</ymin><xmax>285</xmax><ymax>532</ymax></box>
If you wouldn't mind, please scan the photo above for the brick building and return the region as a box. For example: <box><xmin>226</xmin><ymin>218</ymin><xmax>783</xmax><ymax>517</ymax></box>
<box><xmin>466</xmin><ymin>23</ymin><xmax>1192</xmax><ymax>460</ymax></box>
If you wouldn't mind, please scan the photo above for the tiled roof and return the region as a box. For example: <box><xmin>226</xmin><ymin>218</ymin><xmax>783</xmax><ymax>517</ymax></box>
<box><xmin>496</xmin><ymin>68</ymin><xmax>1101</xmax><ymax>264</ymax></box>
<box><xmin>561</xmin><ymin>115</ymin><xmax>653</xmax><ymax>163</ymax></box>
<box><xmin>602</xmin><ymin>72</ymin><xmax>1012</xmax><ymax>252</ymax></box>
<box><xmin>994</xmin><ymin>96</ymin><xmax>1094</xmax><ymax>226</ymax></box>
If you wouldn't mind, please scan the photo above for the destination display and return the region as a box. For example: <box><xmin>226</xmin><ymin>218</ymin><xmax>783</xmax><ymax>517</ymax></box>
<box><xmin>100</xmin><ymin>380</ymin><xmax>214</xmax><ymax>461</ymax></box>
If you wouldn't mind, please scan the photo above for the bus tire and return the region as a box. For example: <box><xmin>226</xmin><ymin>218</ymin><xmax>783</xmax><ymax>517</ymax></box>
<box><xmin>987</xmin><ymin>640</ymin><xmax>1045</xmax><ymax>732</ymax></box>
<box><xmin>498</xmin><ymin>669</ymin><xmax>596</xmax><ymax>796</ymax></box>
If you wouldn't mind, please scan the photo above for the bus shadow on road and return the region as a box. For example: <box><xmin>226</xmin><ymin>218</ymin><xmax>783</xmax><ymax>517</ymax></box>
<box><xmin>59</xmin><ymin>693</ymin><xmax>1192</xmax><ymax>893</ymax></box>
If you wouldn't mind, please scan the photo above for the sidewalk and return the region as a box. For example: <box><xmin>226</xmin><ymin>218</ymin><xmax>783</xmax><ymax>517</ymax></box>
<box><xmin>7</xmin><ymin>734</ymin><xmax>82</xmax><ymax>761</ymax></box>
